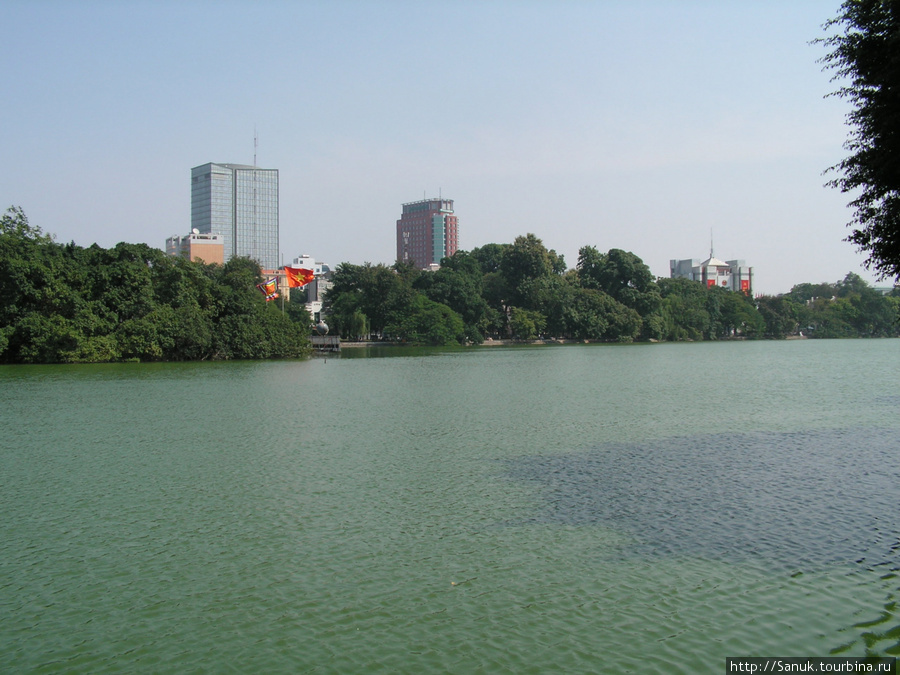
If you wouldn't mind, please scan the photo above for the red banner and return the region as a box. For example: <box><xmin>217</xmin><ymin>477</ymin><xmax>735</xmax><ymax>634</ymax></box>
<box><xmin>284</xmin><ymin>267</ymin><xmax>314</xmax><ymax>288</ymax></box>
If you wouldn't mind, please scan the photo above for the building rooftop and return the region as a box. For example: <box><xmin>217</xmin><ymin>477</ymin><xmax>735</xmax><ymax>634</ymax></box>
<box><xmin>219</xmin><ymin>163</ymin><xmax>268</xmax><ymax>170</ymax></box>
<box><xmin>401</xmin><ymin>197</ymin><xmax>453</xmax><ymax>207</ymax></box>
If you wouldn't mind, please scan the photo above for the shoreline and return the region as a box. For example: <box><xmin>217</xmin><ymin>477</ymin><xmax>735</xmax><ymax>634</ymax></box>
<box><xmin>339</xmin><ymin>339</ymin><xmax>584</xmax><ymax>348</ymax></box>
<box><xmin>338</xmin><ymin>336</ymin><xmax>811</xmax><ymax>348</ymax></box>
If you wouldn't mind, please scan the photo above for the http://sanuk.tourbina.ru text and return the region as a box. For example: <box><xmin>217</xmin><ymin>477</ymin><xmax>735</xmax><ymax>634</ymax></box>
<box><xmin>726</xmin><ymin>657</ymin><xmax>896</xmax><ymax>674</ymax></box>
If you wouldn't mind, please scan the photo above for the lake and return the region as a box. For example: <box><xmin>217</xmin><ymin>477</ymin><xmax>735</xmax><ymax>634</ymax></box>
<box><xmin>1</xmin><ymin>339</ymin><xmax>899</xmax><ymax>673</ymax></box>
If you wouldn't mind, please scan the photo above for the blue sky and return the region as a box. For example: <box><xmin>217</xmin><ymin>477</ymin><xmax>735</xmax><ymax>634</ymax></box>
<box><xmin>0</xmin><ymin>0</ymin><xmax>881</xmax><ymax>295</ymax></box>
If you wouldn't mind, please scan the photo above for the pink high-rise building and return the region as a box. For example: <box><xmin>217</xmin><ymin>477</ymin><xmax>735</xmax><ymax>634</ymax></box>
<box><xmin>396</xmin><ymin>198</ymin><xmax>458</xmax><ymax>268</ymax></box>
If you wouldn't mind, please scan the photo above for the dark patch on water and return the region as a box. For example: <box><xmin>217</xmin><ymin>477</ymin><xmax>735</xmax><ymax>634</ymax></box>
<box><xmin>503</xmin><ymin>427</ymin><xmax>900</xmax><ymax>572</ymax></box>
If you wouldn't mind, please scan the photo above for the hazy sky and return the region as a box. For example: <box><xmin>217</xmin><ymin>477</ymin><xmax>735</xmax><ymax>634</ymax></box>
<box><xmin>1</xmin><ymin>0</ymin><xmax>884</xmax><ymax>295</ymax></box>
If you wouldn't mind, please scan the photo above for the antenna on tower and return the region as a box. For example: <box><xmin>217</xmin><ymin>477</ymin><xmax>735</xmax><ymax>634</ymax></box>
<box><xmin>254</xmin><ymin>127</ymin><xmax>258</xmax><ymax>167</ymax></box>
<box><xmin>710</xmin><ymin>228</ymin><xmax>714</xmax><ymax>259</ymax></box>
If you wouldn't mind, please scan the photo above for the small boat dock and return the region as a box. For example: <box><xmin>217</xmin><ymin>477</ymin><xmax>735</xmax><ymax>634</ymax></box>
<box><xmin>311</xmin><ymin>335</ymin><xmax>341</xmax><ymax>352</ymax></box>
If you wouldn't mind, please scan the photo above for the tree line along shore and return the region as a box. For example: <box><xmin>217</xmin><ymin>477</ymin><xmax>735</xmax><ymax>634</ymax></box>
<box><xmin>0</xmin><ymin>207</ymin><xmax>311</xmax><ymax>363</ymax></box>
<box><xmin>1</xmin><ymin>207</ymin><xmax>898</xmax><ymax>364</ymax></box>
<box><xmin>326</xmin><ymin>234</ymin><xmax>899</xmax><ymax>346</ymax></box>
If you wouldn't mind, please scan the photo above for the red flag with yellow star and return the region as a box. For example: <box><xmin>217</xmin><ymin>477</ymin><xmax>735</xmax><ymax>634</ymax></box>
<box><xmin>284</xmin><ymin>267</ymin><xmax>314</xmax><ymax>288</ymax></box>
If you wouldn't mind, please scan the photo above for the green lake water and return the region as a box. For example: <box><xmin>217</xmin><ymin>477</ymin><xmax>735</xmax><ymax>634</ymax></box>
<box><xmin>1</xmin><ymin>339</ymin><xmax>899</xmax><ymax>673</ymax></box>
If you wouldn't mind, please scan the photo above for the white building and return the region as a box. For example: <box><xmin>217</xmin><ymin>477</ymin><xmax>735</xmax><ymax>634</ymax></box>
<box><xmin>670</xmin><ymin>255</ymin><xmax>753</xmax><ymax>294</ymax></box>
<box><xmin>289</xmin><ymin>254</ymin><xmax>332</xmax><ymax>319</ymax></box>
<box><xmin>290</xmin><ymin>254</ymin><xmax>331</xmax><ymax>277</ymax></box>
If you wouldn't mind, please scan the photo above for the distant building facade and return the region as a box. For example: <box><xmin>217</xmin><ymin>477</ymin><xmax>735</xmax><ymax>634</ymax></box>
<box><xmin>166</xmin><ymin>231</ymin><xmax>225</xmax><ymax>265</ymax></box>
<box><xmin>259</xmin><ymin>254</ymin><xmax>332</xmax><ymax>317</ymax></box>
<box><xmin>289</xmin><ymin>254</ymin><xmax>332</xmax><ymax>277</ymax></box>
<box><xmin>191</xmin><ymin>162</ymin><xmax>279</xmax><ymax>269</ymax></box>
<box><xmin>396</xmin><ymin>197</ymin><xmax>458</xmax><ymax>268</ymax></box>
<box><xmin>259</xmin><ymin>254</ymin><xmax>332</xmax><ymax>320</ymax></box>
<box><xmin>287</xmin><ymin>254</ymin><xmax>332</xmax><ymax>318</ymax></box>
<box><xmin>303</xmin><ymin>277</ymin><xmax>332</xmax><ymax>321</ymax></box>
<box><xmin>671</xmin><ymin>255</ymin><xmax>753</xmax><ymax>294</ymax></box>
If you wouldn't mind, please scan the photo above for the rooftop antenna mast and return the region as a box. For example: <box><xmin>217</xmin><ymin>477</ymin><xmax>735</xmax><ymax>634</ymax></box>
<box><xmin>710</xmin><ymin>228</ymin><xmax>714</xmax><ymax>259</ymax></box>
<box><xmin>254</xmin><ymin>127</ymin><xmax>258</xmax><ymax>167</ymax></box>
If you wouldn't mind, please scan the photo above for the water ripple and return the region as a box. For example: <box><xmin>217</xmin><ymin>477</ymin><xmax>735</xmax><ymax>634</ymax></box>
<box><xmin>502</xmin><ymin>427</ymin><xmax>900</xmax><ymax>574</ymax></box>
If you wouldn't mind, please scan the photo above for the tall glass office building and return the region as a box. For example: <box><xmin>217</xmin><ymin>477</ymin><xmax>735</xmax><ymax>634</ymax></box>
<box><xmin>191</xmin><ymin>163</ymin><xmax>279</xmax><ymax>270</ymax></box>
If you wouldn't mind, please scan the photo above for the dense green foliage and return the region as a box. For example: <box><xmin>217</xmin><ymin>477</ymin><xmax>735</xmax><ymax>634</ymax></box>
<box><xmin>820</xmin><ymin>0</ymin><xmax>900</xmax><ymax>280</ymax></box>
<box><xmin>0</xmin><ymin>207</ymin><xmax>311</xmax><ymax>363</ymax></box>
<box><xmin>324</xmin><ymin>232</ymin><xmax>900</xmax><ymax>345</ymax></box>
<box><xmin>4</xmin><ymin>206</ymin><xmax>896</xmax><ymax>359</ymax></box>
